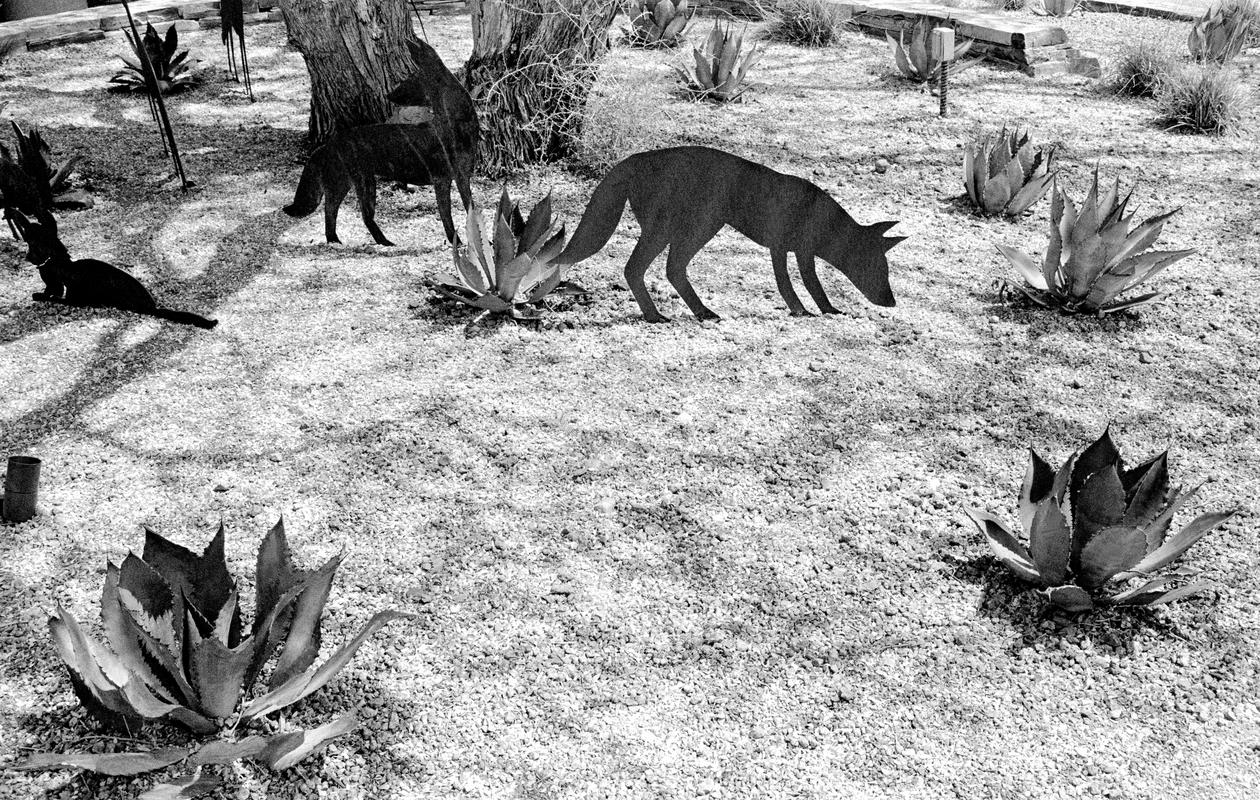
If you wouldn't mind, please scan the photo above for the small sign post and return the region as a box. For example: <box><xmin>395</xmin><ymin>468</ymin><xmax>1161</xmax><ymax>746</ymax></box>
<box><xmin>934</xmin><ymin>27</ymin><xmax>954</xmax><ymax>117</ymax></box>
<box><xmin>2</xmin><ymin>456</ymin><xmax>41</xmax><ymax>523</ymax></box>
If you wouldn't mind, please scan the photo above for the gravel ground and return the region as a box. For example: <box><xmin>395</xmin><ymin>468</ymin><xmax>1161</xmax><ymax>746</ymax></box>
<box><xmin>0</xmin><ymin>9</ymin><xmax>1258</xmax><ymax>800</ymax></box>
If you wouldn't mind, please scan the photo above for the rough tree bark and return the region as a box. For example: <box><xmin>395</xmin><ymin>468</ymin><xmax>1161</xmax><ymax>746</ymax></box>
<box><xmin>465</xmin><ymin>0</ymin><xmax>619</xmax><ymax>176</ymax></box>
<box><xmin>276</xmin><ymin>0</ymin><xmax>417</xmax><ymax>143</ymax></box>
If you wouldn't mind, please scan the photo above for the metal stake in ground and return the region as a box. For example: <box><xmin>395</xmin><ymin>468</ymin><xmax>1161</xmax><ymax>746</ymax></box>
<box><xmin>2</xmin><ymin>455</ymin><xmax>41</xmax><ymax>523</ymax></box>
<box><xmin>120</xmin><ymin>0</ymin><xmax>191</xmax><ymax>190</ymax></box>
<box><xmin>935</xmin><ymin>27</ymin><xmax>953</xmax><ymax>118</ymax></box>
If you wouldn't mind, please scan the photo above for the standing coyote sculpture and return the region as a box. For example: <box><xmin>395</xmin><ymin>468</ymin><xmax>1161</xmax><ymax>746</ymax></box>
<box><xmin>282</xmin><ymin>39</ymin><xmax>478</xmax><ymax>246</ymax></box>
<box><xmin>556</xmin><ymin>146</ymin><xmax>905</xmax><ymax>322</ymax></box>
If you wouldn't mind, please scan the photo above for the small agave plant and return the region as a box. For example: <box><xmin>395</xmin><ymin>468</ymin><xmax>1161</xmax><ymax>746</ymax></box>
<box><xmin>1</xmin><ymin>121</ymin><xmax>92</xmax><ymax>216</ymax></box>
<box><xmin>966</xmin><ymin>428</ymin><xmax>1237</xmax><ymax>612</ymax></box>
<box><xmin>964</xmin><ymin>126</ymin><xmax>1057</xmax><ymax>217</ymax></box>
<box><xmin>1188</xmin><ymin>3</ymin><xmax>1254</xmax><ymax>64</ymax></box>
<box><xmin>997</xmin><ymin>170</ymin><xmax>1195</xmax><ymax>314</ymax></box>
<box><xmin>676</xmin><ymin>22</ymin><xmax>762</xmax><ymax>102</ymax></box>
<box><xmin>432</xmin><ymin>188</ymin><xmax>581</xmax><ymax>321</ymax></box>
<box><xmin>16</xmin><ymin>521</ymin><xmax>412</xmax><ymax>795</ymax></box>
<box><xmin>624</xmin><ymin>0</ymin><xmax>694</xmax><ymax>49</ymax></box>
<box><xmin>1031</xmin><ymin>0</ymin><xmax>1082</xmax><ymax>17</ymax></box>
<box><xmin>110</xmin><ymin>22</ymin><xmax>198</xmax><ymax>95</ymax></box>
<box><xmin>887</xmin><ymin>17</ymin><xmax>982</xmax><ymax>84</ymax></box>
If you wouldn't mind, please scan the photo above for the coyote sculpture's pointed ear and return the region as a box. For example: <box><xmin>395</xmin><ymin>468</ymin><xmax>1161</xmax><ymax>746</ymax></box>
<box><xmin>868</xmin><ymin>220</ymin><xmax>900</xmax><ymax>236</ymax></box>
<box><xmin>882</xmin><ymin>235</ymin><xmax>908</xmax><ymax>251</ymax></box>
<box><xmin>35</xmin><ymin>209</ymin><xmax>58</xmax><ymax>236</ymax></box>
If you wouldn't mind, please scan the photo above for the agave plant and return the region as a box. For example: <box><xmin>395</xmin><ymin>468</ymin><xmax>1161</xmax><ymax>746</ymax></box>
<box><xmin>966</xmin><ymin>428</ymin><xmax>1237</xmax><ymax>612</ymax></box>
<box><xmin>0</xmin><ymin>122</ymin><xmax>91</xmax><ymax>217</ymax></box>
<box><xmin>16</xmin><ymin>521</ymin><xmax>412</xmax><ymax>794</ymax></box>
<box><xmin>623</xmin><ymin>0</ymin><xmax>693</xmax><ymax>49</ymax></box>
<box><xmin>432</xmin><ymin>188</ymin><xmax>582</xmax><ymax>320</ymax></box>
<box><xmin>110</xmin><ymin>22</ymin><xmax>198</xmax><ymax>95</ymax></box>
<box><xmin>1188</xmin><ymin>2</ymin><xmax>1254</xmax><ymax>64</ymax></box>
<box><xmin>886</xmin><ymin>17</ymin><xmax>982</xmax><ymax>84</ymax></box>
<box><xmin>964</xmin><ymin>126</ymin><xmax>1057</xmax><ymax>217</ymax></box>
<box><xmin>1031</xmin><ymin>0</ymin><xmax>1082</xmax><ymax>17</ymax></box>
<box><xmin>676</xmin><ymin>22</ymin><xmax>762</xmax><ymax>103</ymax></box>
<box><xmin>997</xmin><ymin>170</ymin><xmax>1195</xmax><ymax>315</ymax></box>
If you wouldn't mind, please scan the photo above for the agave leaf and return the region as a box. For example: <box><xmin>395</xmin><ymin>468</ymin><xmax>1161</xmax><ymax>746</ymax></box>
<box><xmin>525</xmin><ymin>265</ymin><xmax>567</xmax><ymax>304</ymax></box>
<box><xmin>1127</xmin><ymin>580</ymin><xmax>1215</xmax><ymax>607</ymax></box>
<box><xmin>1073</xmin><ymin>465</ymin><xmax>1127</xmax><ymax>548</ymax></box>
<box><xmin>16</xmin><ymin>747</ymin><xmax>189</xmax><ymax>776</ymax></box>
<box><xmin>1124</xmin><ymin>510</ymin><xmax>1237</xmax><ymax>578</ymax></box>
<box><xmin>1046</xmin><ymin>584</ymin><xmax>1094</xmax><ymax>611</ymax></box>
<box><xmin>493</xmin><ymin>212</ymin><xmax>516</xmax><ymax>269</ymax></box>
<box><xmin>717</xmin><ymin>30</ymin><xmax>741</xmax><ymax>82</ymax></box>
<box><xmin>1027</xmin><ymin>498</ymin><xmax>1071</xmax><ymax>586</ymax></box>
<box><xmin>455</xmin><ymin>252</ymin><xmax>487</xmax><ymax>294</ymax></box>
<box><xmin>239</xmin><ymin>610</ymin><xmax>415</xmax><ymax>723</ymax></box>
<box><xmin>908</xmin><ymin>24</ymin><xmax>928</xmax><ymax>76</ymax></box>
<box><xmin>1006</xmin><ymin>171</ymin><xmax>1055</xmax><ymax>216</ymax></box>
<box><xmin>963</xmin><ymin>144</ymin><xmax>978</xmax><ymax>203</ymax></box>
<box><xmin>102</xmin><ymin>563</ymin><xmax>171</xmax><ymax>703</ymax></box>
<box><xmin>48</xmin><ymin>607</ymin><xmax>146</xmax><ymax>731</ymax></box>
<box><xmin>142</xmin><ymin>525</ymin><xmax>235</xmax><ymax>628</ymax></box>
<box><xmin>981</xmin><ymin>174</ymin><xmax>1013</xmax><ymax>215</ymax></box>
<box><xmin>663</xmin><ymin>15</ymin><xmax>688</xmax><ymax>40</ymax></box>
<box><xmin>116</xmin><ymin>554</ymin><xmax>181</xmax><ymax>655</ymax></box>
<box><xmin>496</xmin><ymin>253</ymin><xmax>538</xmax><ymax>303</ymax></box>
<box><xmin>1020</xmin><ymin>449</ymin><xmax>1058</xmax><ymax>532</ymax></box>
<box><xmin>257</xmin><ymin>714</ymin><xmax>358</xmax><ymax>771</ymax></box>
<box><xmin>137</xmin><ymin>770</ymin><xmax>221</xmax><ymax>800</ymax></box>
<box><xmin>888</xmin><ymin>34</ymin><xmax>914</xmax><ymax>79</ymax></box>
<box><xmin>734</xmin><ymin>46</ymin><xmax>761</xmax><ymax>87</ymax></box>
<box><xmin>964</xmin><ymin>508</ymin><xmax>1042</xmax><ymax>584</ymax></box>
<box><xmin>693</xmin><ymin>48</ymin><xmax>714</xmax><ymax>89</ymax></box>
<box><xmin>1069</xmin><ymin>429</ymin><xmax>1120</xmax><ymax>506</ymax></box>
<box><xmin>1078</xmin><ymin>525</ymin><xmax>1149</xmax><ymax>589</ymax></box>
<box><xmin>462</xmin><ymin>294</ymin><xmax>516</xmax><ymax>312</ymax></box>
<box><xmin>997</xmin><ymin>245</ymin><xmax>1048</xmax><ymax>292</ymax></box>
<box><xmin>185</xmin><ymin>609</ymin><xmax>253</xmax><ymax>719</ymax></box>
<box><xmin>533</xmin><ymin>225</ymin><xmax>567</xmax><ymax>264</ymax></box>
<box><xmin>270</xmin><ymin>552</ymin><xmax>344</xmax><ymax>689</ymax></box>
<box><xmin>1097</xmin><ymin>292</ymin><xmax>1164</xmax><ymax>314</ymax></box>
<box><xmin>1109</xmin><ymin>574</ymin><xmax>1177</xmax><ymax>605</ymax></box>
<box><xmin>989</xmin><ymin>135</ymin><xmax>1014</xmax><ymax>178</ymax></box>
<box><xmin>1013</xmin><ymin>135</ymin><xmax>1035</xmax><ymax>176</ymax></box>
<box><xmin>655</xmin><ymin>0</ymin><xmax>673</xmax><ymax>29</ymax></box>
<box><xmin>520</xmin><ymin>191</ymin><xmax>554</xmax><ymax>255</ymax></box>
<box><xmin>494</xmin><ymin>187</ymin><xmax>514</xmax><ymax>231</ymax></box>
<box><xmin>1121</xmin><ymin>452</ymin><xmax>1169</xmax><ymax>530</ymax></box>
<box><xmin>190</xmin><ymin>736</ymin><xmax>268</xmax><ymax>765</ymax></box>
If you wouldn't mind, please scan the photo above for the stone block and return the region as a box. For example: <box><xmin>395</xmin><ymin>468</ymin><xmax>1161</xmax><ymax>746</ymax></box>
<box><xmin>27</xmin><ymin>29</ymin><xmax>105</xmax><ymax>50</ymax></box>
<box><xmin>0</xmin><ymin>29</ymin><xmax>28</xmax><ymax>54</ymax></box>
<box><xmin>178</xmin><ymin>1</ymin><xmax>221</xmax><ymax>20</ymax></box>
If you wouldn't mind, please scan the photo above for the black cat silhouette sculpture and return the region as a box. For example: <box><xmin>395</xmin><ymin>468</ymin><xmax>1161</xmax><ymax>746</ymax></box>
<box><xmin>556</xmin><ymin>146</ymin><xmax>906</xmax><ymax>322</ymax></box>
<box><xmin>283</xmin><ymin>38</ymin><xmax>479</xmax><ymax>246</ymax></box>
<box><xmin>12</xmin><ymin>210</ymin><xmax>217</xmax><ymax>329</ymax></box>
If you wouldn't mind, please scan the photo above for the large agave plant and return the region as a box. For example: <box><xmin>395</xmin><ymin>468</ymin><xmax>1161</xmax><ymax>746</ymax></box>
<box><xmin>966</xmin><ymin>428</ymin><xmax>1237</xmax><ymax>612</ymax></box>
<box><xmin>1188</xmin><ymin>3</ymin><xmax>1254</xmax><ymax>64</ymax></box>
<box><xmin>623</xmin><ymin>0</ymin><xmax>693</xmax><ymax>49</ymax></box>
<box><xmin>964</xmin><ymin>126</ymin><xmax>1057</xmax><ymax>217</ymax></box>
<box><xmin>997</xmin><ymin>170</ymin><xmax>1195</xmax><ymax>315</ymax></box>
<box><xmin>886</xmin><ymin>17</ymin><xmax>982</xmax><ymax>84</ymax></box>
<box><xmin>16</xmin><ymin>521</ymin><xmax>412</xmax><ymax>794</ymax></box>
<box><xmin>0</xmin><ymin>121</ymin><xmax>91</xmax><ymax>217</ymax></box>
<box><xmin>110</xmin><ymin>22</ymin><xmax>198</xmax><ymax>95</ymax></box>
<box><xmin>676</xmin><ymin>22</ymin><xmax>762</xmax><ymax>103</ymax></box>
<box><xmin>432</xmin><ymin>188</ymin><xmax>581</xmax><ymax>320</ymax></box>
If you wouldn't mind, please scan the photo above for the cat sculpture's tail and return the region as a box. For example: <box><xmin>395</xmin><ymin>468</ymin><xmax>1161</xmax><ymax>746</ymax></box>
<box><xmin>152</xmin><ymin>307</ymin><xmax>218</xmax><ymax>329</ymax></box>
<box><xmin>282</xmin><ymin>156</ymin><xmax>324</xmax><ymax>218</ymax></box>
<box><xmin>554</xmin><ymin>160</ymin><xmax>634</xmax><ymax>265</ymax></box>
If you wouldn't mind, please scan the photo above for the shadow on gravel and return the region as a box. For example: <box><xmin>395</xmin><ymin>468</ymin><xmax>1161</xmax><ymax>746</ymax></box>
<box><xmin>953</xmin><ymin>554</ymin><xmax>1199</xmax><ymax>654</ymax></box>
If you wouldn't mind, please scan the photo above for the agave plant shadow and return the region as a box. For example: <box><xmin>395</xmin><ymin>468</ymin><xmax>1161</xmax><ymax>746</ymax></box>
<box><xmin>954</xmin><ymin>554</ymin><xmax>1193</xmax><ymax>653</ymax></box>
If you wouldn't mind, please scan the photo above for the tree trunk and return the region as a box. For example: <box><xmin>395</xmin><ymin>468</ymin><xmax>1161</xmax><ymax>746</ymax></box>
<box><xmin>465</xmin><ymin>0</ymin><xmax>618</xmax><ymax>176</ymax></box>
<box><xmin>276</xmin><ymin>0</ymin><xmax>417</xmax><ymax>143</ymax></box>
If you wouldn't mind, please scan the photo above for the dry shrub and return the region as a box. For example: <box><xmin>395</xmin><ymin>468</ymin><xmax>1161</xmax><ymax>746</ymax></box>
<box><xmin>1110</xmin><ymin>39</ymin><xmax>1180</xmax><ymax>98</ymax></box>
<box><xmin>569</xmin><ymin>68</ymin><xmax>675</xmax><ymax>174</ymax></box>
<box><xmin>758</xmin><ymin>0</ymin><xmax>851</xmax><ymax>48</ymax></box>
<box><xmin>1156</xmin><ymin>64</ymin><xmax>1251</xmax><ymax>134</ymax></box>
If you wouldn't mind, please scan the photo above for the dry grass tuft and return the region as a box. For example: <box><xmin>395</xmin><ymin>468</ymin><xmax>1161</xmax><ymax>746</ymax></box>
<box><xmin>1156</xmin><ymin>64</ymin><xmax>1252</xmax><ymax>134</ymax></box>
<box><xmin>757</xmin><ymin>0</ymin><xmax>851</xmax><ymax>48</ymax></box>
